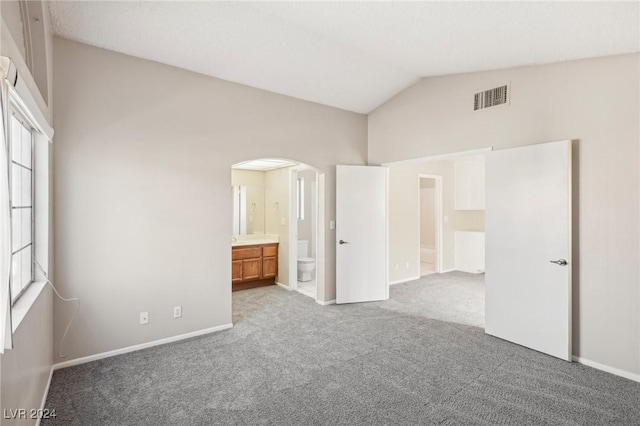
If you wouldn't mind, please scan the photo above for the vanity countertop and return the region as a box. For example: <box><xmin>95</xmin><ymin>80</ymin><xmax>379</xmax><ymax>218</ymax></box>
<box><xmin>232</xmin><ymin>239</ymin><xmax>278</xmax><ymax>247</ymax></box>
<box><xmin>232</xmin><ymin>235</ymin><xmax>279</xmax><ymax>247</ymax></box>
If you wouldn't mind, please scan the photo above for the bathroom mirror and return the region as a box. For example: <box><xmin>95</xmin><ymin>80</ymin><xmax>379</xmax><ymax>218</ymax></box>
<box><xmin>232</xmin><ymin>185</ymin><xmax>265</xmax><ymax>235</ymax></box>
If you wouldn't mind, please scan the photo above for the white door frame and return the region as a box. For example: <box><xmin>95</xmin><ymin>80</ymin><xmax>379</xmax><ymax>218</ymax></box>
<box><xmin>418</xmin><ymin>174</ymin><xmax>443</xmax><ymax>274</ymax></box>
<box><xmin>288</xmin><ymin>167</ymin><xmax>325</xmax><ymax>303</ymax></box>
<box><xmin>288</xmin><ymin>169</ymin><xmax>298</xmax><ymax>291</ymax></box>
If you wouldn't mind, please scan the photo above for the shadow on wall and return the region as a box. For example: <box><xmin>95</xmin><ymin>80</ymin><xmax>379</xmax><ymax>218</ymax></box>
<box><xmin>571</xmin><ymin>139</ymin><xmax>580</xmax><ymax>356</ymax></box>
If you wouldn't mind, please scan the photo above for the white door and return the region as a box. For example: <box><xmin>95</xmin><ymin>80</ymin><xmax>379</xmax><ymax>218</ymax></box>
<box><xmin>485</xmin><ymin>140</ymin><xmax>572</xmax><ymax>361</ymax></box>
<box><xmin>336</xmin><ymin>166</ymin><xmax>388</xmax><ymax>304</ymax></box>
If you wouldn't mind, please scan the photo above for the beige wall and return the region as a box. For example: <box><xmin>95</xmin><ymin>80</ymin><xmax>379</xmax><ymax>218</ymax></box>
<box><xmin>52</xmin><ymin>37</ymin><xmax>367</xmax><ymax>362</ymax></box>
<box><xmin>1</xmin><ymin>288</ymin><xmax>53</xmax><ymax>426</ymax></box>
<box><xmin>420</xmin><ymin>187</ymin><xmax>435</xmax><ymax>249</ymax></box>
<box><xmin>370</xmin><ymin>53</ymin><xmax>640</xmax><ymax>376</ymax></box>
<box><xmin>387</xmin><ymin>166</ymin><xmax>419</xmax><ymax>281</ymax></box>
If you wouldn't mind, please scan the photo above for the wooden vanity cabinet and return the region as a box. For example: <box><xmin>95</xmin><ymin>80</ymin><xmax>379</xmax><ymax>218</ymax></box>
<box><xmin>262</xmin><ymin>244</ymin><xmax>278</xmax><ymax>278</ymax></box>
<box><xmin>231</xmin><ymin>243</ymin><xmax>278</xmax><ymax>291</ymax></box>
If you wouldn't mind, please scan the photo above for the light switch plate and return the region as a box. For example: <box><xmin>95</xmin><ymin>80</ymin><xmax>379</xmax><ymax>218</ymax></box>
<box><xmin>330</xmin><ymin>220</ymin><xmax>336</xmax><ymax>230</ymax></box>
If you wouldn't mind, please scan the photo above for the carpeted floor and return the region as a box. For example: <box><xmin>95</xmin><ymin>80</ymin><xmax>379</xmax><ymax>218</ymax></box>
<box><xmin>383</xmin><ymin>271</ymin><xmax>485</xmax><ymax>328</ymax></box>
<box><xmin>44</xmin><ymin>274</ymin><xmax>640</xmax><ymax>425</ymax></box>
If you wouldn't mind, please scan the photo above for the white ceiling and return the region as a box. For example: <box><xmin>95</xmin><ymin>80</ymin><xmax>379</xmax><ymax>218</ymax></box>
<box><xmin>49</xmin><ymin>1</ymin><xmax>639</xmax><ymax>114</ymax></box>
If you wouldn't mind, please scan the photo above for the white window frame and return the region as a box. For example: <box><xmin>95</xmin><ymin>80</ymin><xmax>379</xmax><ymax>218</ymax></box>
<box><xmin>0</xmin><ymin>56</ymin><xmax>53</xmax><ymax>343</ymax></box>
<box><xmin>8</xmin><ymin>110</ymin><xmax>35</xmax><ymax>305</ymax></box>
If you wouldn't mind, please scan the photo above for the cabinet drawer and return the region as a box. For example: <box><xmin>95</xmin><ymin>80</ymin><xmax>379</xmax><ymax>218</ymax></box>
<box><xmin>262</xmin><ymin>256</ymin><xmax>277</xmax><ymax>278</ymax></box>
<box><xmin>262</xmin><ymin>245</ymin><xmax>278</xmax><ymax>257</ymax></box>
<box><xmin>232</xmin><ymin>247</ymin><xmax>262</xmax><ymax>260</ymax></box>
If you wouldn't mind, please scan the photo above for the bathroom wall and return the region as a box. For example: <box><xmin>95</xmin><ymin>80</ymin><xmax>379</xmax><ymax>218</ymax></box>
<box><xmin>231</xmin><ymin>169</ymin><xmax>265</xmax><ymax>187</ymax></box>
<box><xmin>264</xmin><ymin>167</ymin><xmax>293</xmax><ymax>286</ymax></box>
<box><xmin>231</xmin><ymin>169</ymin><xmax>266</xmax><ymax>235</ymax></box>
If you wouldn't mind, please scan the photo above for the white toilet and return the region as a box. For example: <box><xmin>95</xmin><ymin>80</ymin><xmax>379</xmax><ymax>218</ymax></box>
<box><xmin>297</xmin><ymin>240</ymin><xmax>316</xmax><ymax>282</ymax></box>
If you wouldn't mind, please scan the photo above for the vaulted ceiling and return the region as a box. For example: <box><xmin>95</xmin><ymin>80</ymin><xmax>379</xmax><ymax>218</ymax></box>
<box><xmin>49</xmin><ymin>1</ymin><xmax>639</xmax><ymax>114</ymax></box>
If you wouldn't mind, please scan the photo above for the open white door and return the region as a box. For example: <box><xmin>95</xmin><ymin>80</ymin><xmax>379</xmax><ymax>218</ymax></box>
<box><xmin>485</xmin><ymin>140</ymin><xmax>572</xmax><ymax>361</ymax></box>
<box><xmin>336</xmin><ymin>165</ymin><xmax>388</xmax><ymax>304</ymax></box>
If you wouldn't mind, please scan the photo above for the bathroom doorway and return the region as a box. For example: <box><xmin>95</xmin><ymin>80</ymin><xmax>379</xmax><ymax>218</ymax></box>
<box><xmin>230</xmin><ymin>158</ymin><xmax>324</xmax><ymax>302</ymax></box>
<box><xmin>290</xmin><ymin>166</ymin><xmax>320</xmax><ymax>300</ymax></box>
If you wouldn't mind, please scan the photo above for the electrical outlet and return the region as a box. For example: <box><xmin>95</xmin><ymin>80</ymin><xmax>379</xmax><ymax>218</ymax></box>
<box><xmin>174</xmin><ymin>306</ymin><xmax>182</xmax><ymax>318</ymax></box>
<box><xmin>139</xmin><ymin>312</ymin><xmax>149</xmax><ymax>325</ymax></box>
<box><xmin>329</xmin><ymin>220</ymin><xmax>336</xmax><ymax>230</ymax></box>
<box><xmin>405</xmin><ymin>262</ymin><xmax>410</xmax><ymax>269</ymax></box>
<box><xmin>281</xmin><ymin>217</ymin><xmax>286</xmax><ymax>226</ymax></box>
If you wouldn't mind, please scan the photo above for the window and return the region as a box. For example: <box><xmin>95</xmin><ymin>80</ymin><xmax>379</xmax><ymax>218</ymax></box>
<box><xmin>296</xmin><ymin>177</ymin><xmax>304</xmax><ymax>220</ymax></box>
<box><xmin>9</xmin><ymin>113</ymin><xmax>34</xmax><ymax>304</ymax></box>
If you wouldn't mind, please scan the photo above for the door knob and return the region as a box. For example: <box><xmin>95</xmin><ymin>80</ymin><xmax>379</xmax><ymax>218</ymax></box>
<box><xmin>550</xmin><ymin>259</ymin><xmax>568</xmax><ymax>266</ymax></box>
<box><xmin>339</xmin><ymin>240</ymin><xmax>349</xmax><ymax>245</ymax></box>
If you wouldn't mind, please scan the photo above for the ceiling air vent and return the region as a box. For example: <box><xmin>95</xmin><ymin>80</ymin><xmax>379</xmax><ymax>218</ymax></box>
<box><xmin>474</xmin><ymin>84</ymin><xmax>509</xmax><ymax>111</ymax></box>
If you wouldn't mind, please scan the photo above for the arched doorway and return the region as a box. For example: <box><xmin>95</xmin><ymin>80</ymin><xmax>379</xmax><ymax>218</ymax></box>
<box><xmin>230</xmin><ymin>158</ymin><xmax>325</xmax><ymax>304</ymax></box>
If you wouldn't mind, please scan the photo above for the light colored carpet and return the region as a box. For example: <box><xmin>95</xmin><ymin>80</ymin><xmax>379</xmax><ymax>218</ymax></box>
<box><xmin>382</xmin><ymin>271</ymin><xmax>485</xmax><ymax>328</ymax></box>
<box><xmin>44</xmin><ymin>277</ymin><xmax>640</xmax><ymax>425</ymax></box>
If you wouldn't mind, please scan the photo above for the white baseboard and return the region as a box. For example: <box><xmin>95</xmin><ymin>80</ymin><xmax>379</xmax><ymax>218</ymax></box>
<box><xmin>53</xmin><ymin>323</ymin><xmax>233</xmax><ymax>370</ymax></box>
<box><xmin>572</xmin><ymin>355</ymin><xmax>640</xmax><ymax>383</ymax></box>
<box><xmin>35</xmin><ymin>365</ymin><xmax>54</xmax><ymax>426</ymax></box>
<box><xmin>276</xmin><ymin>282</ymin><xmax>292</xmax><ymax>291</ymax></box>
<box><xmin>316</xmin><ymin>299</ymin><xmax>335</xmax><ymax>306</ymax></box>
<box><xmin>388</xmin><ymin>276</ymin><xmax>420</xmax><ymax>286</ymax></box>
<box><xmin>440</xmin><ymin>268</ymin><xmax>456</xmax><ymax>273</ymax></box>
